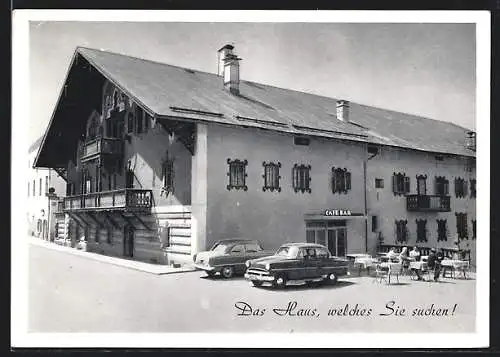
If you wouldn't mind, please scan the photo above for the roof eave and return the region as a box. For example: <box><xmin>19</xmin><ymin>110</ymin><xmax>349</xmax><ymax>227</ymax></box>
<box><xmin>33</xmin><ymin>48</ymin><xmax>80</xmax><ymax>169</ymax></box>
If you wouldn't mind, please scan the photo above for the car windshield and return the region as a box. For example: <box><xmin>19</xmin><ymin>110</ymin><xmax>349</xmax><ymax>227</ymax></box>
<box><xmin>275</xmin><ymin>246</ymin><xmax>298</xmax><ymax>258</ymax></box>
<box><xmin>211</xmin><ymin>242</ymin><xmax>232</xmax><ymax>253</ymax></box>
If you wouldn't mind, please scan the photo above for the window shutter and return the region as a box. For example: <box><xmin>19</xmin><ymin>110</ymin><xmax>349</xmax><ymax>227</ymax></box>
<box><xmin>444</xmin><ymin>180</ymin><xmax>449</xmax><ymax>195</ymax></box>
<box><xmin>464</xmin><ymin>180</ymin><xmax>468</xmax><ymax>197</ymax></box>
<box><xmin>392</xmin><ymin>174</ymin><xmax>398</xmax><ymax>194</ymax></box>
<box><xmin>331</xmin><ymin>168</ymin><xmax>336</xmax><ymax>193</ymax></box>
<box><xmin>345</xmin><ymin>171</ymin><xmax>351</xmax><ymax>192</ymax></box>
<box><xmin>404</xmin><ymin>176</ymin><xmax>410</xmax><ymax>194</ymax></box>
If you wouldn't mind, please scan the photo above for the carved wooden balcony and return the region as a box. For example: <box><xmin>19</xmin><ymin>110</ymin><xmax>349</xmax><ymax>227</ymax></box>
<box><xmin>80</xmin><ymin>137</ymin><xmax>123</xmax><ymax>163</ymax></box>
<box><xmin>406</xmin><ymin>194</ymin><xmax>451</xmax><ymax>212</ymax></box>
<box><xmin>62</xmin><ymin>189</ymin><xmax>152</xmax><ymax>213</ymax></box>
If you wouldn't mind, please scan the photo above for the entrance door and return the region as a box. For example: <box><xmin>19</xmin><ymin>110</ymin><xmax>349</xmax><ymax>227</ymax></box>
<box><xmin>326</xmin><ymin>228</ymin><xmax>347</xmax><ymax>257</ymax></box>
<box><xmin>124</xmin><ymin>225</ymin><xmax>134</xmax><ymax>257</ymax></box>
<box><xmin>306</xmin><ymin>220</ymin><xmax>347</xmax><ymax>257</ymax></box>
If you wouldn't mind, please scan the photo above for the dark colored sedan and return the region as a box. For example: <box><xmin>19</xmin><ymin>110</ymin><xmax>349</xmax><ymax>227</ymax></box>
<box><xmin>244</xmin><ymin>243</ymin><xmax>350</xmax><ymax>288</ymax></box>
<box><xmin>193</xmin><ymin>239</ymin><xmax>273</xmax><ymax>278</ymax></box>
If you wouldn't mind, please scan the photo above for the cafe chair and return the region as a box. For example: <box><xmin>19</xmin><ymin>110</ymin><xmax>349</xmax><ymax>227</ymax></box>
<box><xmin>373</xmin><ymin>263</ymin><xmax>389</xmax><ymax>284</ymax></box>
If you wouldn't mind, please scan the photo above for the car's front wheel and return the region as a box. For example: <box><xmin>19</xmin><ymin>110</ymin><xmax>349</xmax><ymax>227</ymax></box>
<box><xmin>325</xmin><ymin>272</ymin><xmax>338</xmax><ymax>285</ymax></box>
<box><xmin>272</xmin><ymin>274</ymin><xmax>287</xmax><ymax>288</ymax></box>
<box><xmin>205</xmin><ymin>271</ymin><xmax>216</xmax><ymax>277</ymax></box>
<box><xmin>221</xmin><ymin>266</ymin><xmax>234</xmax><ymax>279</ymax></box>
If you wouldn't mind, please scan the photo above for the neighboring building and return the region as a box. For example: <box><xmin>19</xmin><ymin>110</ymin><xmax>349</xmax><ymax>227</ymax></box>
<box><xmin>27</xmin><ymin>137</ymin><xmax>66</xmax><ymax>240</ymax></box>
<box><xmin>33</xmin><ymin>44</ymin><xmax>476</xmax><ymax>266</ymax></box>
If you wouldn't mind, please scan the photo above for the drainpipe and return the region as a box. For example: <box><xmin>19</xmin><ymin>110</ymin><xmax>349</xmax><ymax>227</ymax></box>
<box><xmin>364</xmin><ymin>145</ymin><xmax>379</xmax><ymax>253</ymax></box>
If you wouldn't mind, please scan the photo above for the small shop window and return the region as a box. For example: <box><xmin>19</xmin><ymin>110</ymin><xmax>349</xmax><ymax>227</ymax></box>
<box><xmin>292</xmin><ymin>164</ymin><xmax>311</xmax><ymax>193</ymax></box>
<box><xmin>375</xmin><ymin>178</ymin><xmax>384</xmax><ymax>189</ymax></box>
<box><xmin>227</xmin><ymin>159</ymin><xmax>248</xmax><ymax>191</ymax></box>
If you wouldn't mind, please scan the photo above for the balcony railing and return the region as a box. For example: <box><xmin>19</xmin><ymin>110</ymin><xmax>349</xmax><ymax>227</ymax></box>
<box><xmin>80</xmin><ymin>137</ymin><xmax>123</xmax><ymax>163</ymax></box>
<box><xmin>63</xmin><ymin>189</ymin><xmax>153</xmax><ymax>212</ymax></box>
<box><xmin>406</xmin><ymin>194</ymin><xmax>451</xmax><ymax>212</ymax></box>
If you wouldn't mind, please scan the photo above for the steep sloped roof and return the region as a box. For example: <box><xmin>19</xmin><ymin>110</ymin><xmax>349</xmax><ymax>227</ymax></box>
<box><xmin>62</xmin><ymin>47</ymin><xmax>479</xmax><ymax>157</ymax></box>
<box><xmin>28</xmin><ymin>136</ymin><xmax>44</xmax><ymax>154</ymax></box>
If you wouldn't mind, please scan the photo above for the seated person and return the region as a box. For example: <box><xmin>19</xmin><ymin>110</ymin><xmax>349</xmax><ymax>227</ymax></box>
<box><xmin>386</xmin><ymin>248</ymin><xmax>398</xmax><ymax>261</ymax></box>
<box><xmin>427</xmin><ymin>248</ymin><xmax>444</xmax><ymax>281</ymax></box>
<box><xmin>409</xmin><ymin>246</ymin><xmax>420</xmax><ymax>261</ymax></box>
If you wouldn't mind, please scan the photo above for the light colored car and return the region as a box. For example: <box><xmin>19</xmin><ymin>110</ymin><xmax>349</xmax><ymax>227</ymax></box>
<box><xmin>193</xmin><ymin>239</ymin><xmax>273</xmax><ymax>278</ymax></box>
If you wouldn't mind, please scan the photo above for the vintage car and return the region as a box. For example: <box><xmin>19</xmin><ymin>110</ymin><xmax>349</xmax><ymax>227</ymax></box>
<box><xmin>244</xmin><ymin>243</ymin><xmax>350</xmax><ymax>288</ymax></box>
<box><xmin>193</xmin><ymin>239</ymin><xmax>273</xmax><ymax>278</ymax></box>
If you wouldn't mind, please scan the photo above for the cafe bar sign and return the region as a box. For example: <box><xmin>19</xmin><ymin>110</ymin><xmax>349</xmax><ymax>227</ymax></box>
<box><xmin>324</xmin><ymin>209</ymin><xmax>352</xmax><ymax>216</ymax></box>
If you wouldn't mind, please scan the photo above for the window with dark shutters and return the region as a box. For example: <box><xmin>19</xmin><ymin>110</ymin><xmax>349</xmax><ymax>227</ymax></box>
<box><xmin>456</xmin><ymin>212</ymin><xmax>468</xmax><ymax>240</ymax></box>
<box><xmin>292</xmin><ymin>164</ymin><xmax>311</xmax><ymax>193</ymax></box>
<box><xmin>161</xmin><ymin>154</ymin><xmax>175</xmax><ymax>196</ymax></box>
<box><xmin>437</xmin><ymin>219</ymin><xmax>447</xmax><ymax>241</ymax></box>
<box><xmin>127</xmin><ymin>112</ymin><xmax>134</xmax><ymax>134</ymax></box>
<box><xmin>331</xmin><ymin>167</ymin><xmax>351</xmax><ymax>194</ymax></box>
<box><xmin>435</xmin><ymin>176</ymin><xmax>449</xmax><ymax>195</ymax></box>
<box><xmin>454</xmin><ymin>177</ymin><xmax>468</xmax><ymax>198</ymax></box>
<box><xmin>416</xmin><ymin>219</ymin><xmax>427</xmax><ymax>242</ymax></box>
<box><xmin>227</xmin><ymin>159</ymin><xmax>248</xmax><ymax>191</ymax></box>
<box><xmin>472</xmin><ymin>219</ymin><xmax>476</xmax><ymax>240</ymax></box>
<box><xmin>262</xmin><ymin>161</ymin><xmax>281</xmax><ymax>192</ymax></box>
<box><xmin>470</xmin><ymin>179</ymin><xmax>476</xmax><ymax>198</ymax></box>
<box><xmin>416</xmin><ymin>174</ymin><xmax>427</xmax><ymax>195</ymax></box>
<box><xmin>395</xmin><ymin>220</ymin><xmax>408</xmax><ymax>243</ymax></box>
<box><xmin>392</xmin><ymin>173</ymin><xmax>410</xmax><ymax>195</ymax></box>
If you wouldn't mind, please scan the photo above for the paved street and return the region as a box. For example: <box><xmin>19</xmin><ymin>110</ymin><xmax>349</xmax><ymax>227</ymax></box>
<box><xmin>29</xmin><ymin>244</ymin><xmax>476</xmax><ymax>333</ymax></box>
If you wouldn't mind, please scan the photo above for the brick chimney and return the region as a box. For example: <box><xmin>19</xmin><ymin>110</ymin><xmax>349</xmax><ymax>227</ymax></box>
<box><xmin>217</xmin><ymin>44</ymin><xmax>241</xmax><ymax>95</ymax></box>
<box><xmin>336</xmin><ymin>100</ymin><xmax>350</xmax><ymax>122</ymax></box>
<box><xmin>465</xmin><ymin>131</ymin><xmax>476</xmax><ymax>151</ymax></box>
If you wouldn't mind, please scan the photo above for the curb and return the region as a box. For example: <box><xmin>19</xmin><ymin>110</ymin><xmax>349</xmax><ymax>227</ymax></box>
<box><xmin>29</xmin><ymin>238</ymin><xmax>197</xmax><ymax>276</ymax></box>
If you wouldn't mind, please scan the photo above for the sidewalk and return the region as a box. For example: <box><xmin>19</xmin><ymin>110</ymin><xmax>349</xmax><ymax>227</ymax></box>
<box><xmin>29</xmin><ymin>237</ymin><xmax>197</xmax><ymax>275</ymax></box>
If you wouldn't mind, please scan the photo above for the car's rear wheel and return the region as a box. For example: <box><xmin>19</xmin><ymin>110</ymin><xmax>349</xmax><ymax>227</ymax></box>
<box><xmin>272</xmin><ymin>274</ymin><xmax>287</xmax><ymax>288</ymax></box>
<box><xmin>221</xmin><ymin>266</ymin><xmax>234</xmax><ymax>279</ymax></box>
<box><xmin>326</xmin><ymin>272</ymin><xmax>338</xmax><ymax>285</ymax></box>
<box><xmin>251</xmin><ymin>280</ymin><xmax>263</xmax><ymax>287</ymax></box>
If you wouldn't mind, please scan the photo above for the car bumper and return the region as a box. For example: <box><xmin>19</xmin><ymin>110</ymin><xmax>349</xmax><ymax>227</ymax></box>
<box><xmin>244</xmin><ymin>272</ymin><xmax>275</xmax><ymax>282</ymax></box>
<box><xmin>194</xmin><ymin>263</ymin><xmax>217</xmax><ymax>272</ymax></box>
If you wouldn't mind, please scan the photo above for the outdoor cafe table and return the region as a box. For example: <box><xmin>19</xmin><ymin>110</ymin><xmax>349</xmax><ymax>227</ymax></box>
<box><xmin>440</xmin><ymin>259</ymin><xmax>469</xmax><ymax>278</ymax></box>
<box><xmin>347</xmin><ymin>254</ymin><xmax>377</xmax><ymax>275</ymax></box>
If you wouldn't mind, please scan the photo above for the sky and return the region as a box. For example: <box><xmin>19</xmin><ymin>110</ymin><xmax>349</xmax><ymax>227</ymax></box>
<box><xmin>28</xmin><ymin>21</ymin><xmax>476</xmax><ymax>144</ymax></box>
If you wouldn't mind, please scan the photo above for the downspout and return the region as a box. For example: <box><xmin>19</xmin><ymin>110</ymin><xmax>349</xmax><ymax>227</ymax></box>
<box><xmin>364</xmin><ymin>144</ymin><xmax>379</xmax><ymax>253</ymax></box>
